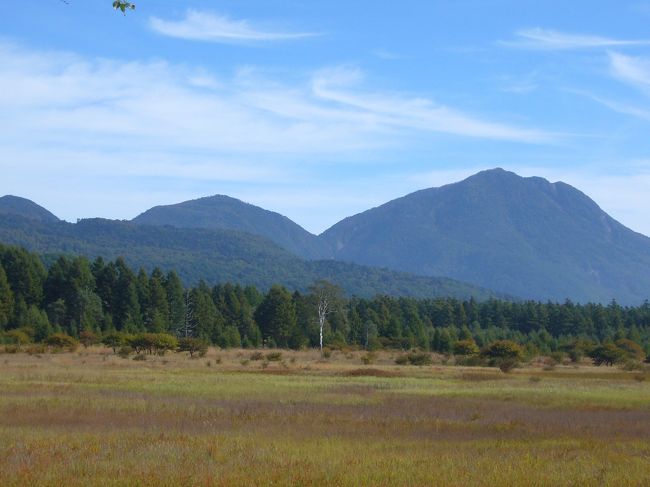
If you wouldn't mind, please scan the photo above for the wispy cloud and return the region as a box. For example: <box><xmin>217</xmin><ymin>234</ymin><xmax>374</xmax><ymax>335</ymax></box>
<box><xmin>502</xmin><ymin>28</ymin><xmax>650</xmax><ymax>50</ymax></box>
<box><xmin>609</xmin><ymin>51</ymin><xmax>650</xmax><ymax>90</ymax></box>
<box><xmin>149</xmin><ymin>9</ymin><xmax>318</xmax><ymax>43</ymax></box>
<box><xmin>0</xmin><ymin>41</ymin><xmax>555</xmax><ymax>224</ymax></box>
<box><xmin>576</xmin><ymin>91</ymin><xmax>650</xmax><ymax>121</ymax></box>
<box><xmin>311</xmin><ymin>67</ymin><xmax>551</xmax><ymax>142</ymax></box>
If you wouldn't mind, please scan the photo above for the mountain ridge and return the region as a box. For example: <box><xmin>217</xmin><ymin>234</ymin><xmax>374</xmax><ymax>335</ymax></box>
<box><xmin>0</xmin><ymin>195</ymin><xmax>60</xmax><ymax>223</ymax></box>
<box><xmin>132</xmin><ymin>194</ymin><xmax>330</xmax><ymax>260</ymax></box>
<box><xmin>2</xmin><ymin>167</ymin><xmax>650</xmax><ymax>304</ymax></box>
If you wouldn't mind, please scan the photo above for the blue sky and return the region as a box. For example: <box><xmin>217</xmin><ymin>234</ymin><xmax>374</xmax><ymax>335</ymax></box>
<box><xmin>2</xmin><ymin>1</ymin><xmax>650</xmax><ymax>235</ymax></box>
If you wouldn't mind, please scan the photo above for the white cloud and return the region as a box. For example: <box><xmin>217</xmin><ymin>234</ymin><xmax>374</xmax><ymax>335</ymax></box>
<box><xmin>0</xmin><ymin>41</ymin><xmax>556</xmax><ymax>226</ymax></box>
<box><xmin>609</xmin><ymin>51</ymin><xmax>650</xmax><ymax>90</ymax></box>
<box><xmin>503</xmin><ymin>28</ymin><xmax>650</xmax><ymax>50</ymax></box>
<box><xmin>149</xmin><ymin>9</ymin><xmax>317</xmax><ymax>43</ymax></box>
<box><xmin>311</xmin><ymin>67</ymin><xmax>551</xmax><ymax>142</ymax></box>
<box><xmin>579</xmin><ymin>92</ymin><xmax>650</xmax><ymax>121</ymax></box>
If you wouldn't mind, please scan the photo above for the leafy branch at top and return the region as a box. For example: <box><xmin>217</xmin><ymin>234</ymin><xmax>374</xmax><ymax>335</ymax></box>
<box><xmin>113</xmin><ymin>1</ymin><xmax>135</xmax><ymax>15</ymax></box>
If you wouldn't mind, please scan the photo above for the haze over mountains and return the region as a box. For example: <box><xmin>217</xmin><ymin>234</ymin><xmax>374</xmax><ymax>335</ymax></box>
<box><xmin>1</xmin><ymin>168</ymin><xmax>649</xmax><ymax>304</ymax></box>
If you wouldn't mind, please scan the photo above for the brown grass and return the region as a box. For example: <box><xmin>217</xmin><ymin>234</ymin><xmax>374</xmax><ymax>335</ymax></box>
<box><xmin>1</xmin><ymin>347</ymin><xmax>650</xmax><ymax>485</ymax></box>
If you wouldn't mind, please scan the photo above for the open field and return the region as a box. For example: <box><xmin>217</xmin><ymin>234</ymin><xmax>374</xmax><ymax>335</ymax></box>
<box><xmin>1</xmin><ymin>348</ymin><xmax>650</xmax><ymax>486</ymax></box>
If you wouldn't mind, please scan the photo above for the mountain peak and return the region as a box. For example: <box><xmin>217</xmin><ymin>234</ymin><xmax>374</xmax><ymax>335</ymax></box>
<box><xmin>322</xmin><ymin>169</ymin><xmax>650</xmax><ymax>304</ymax></box>
<box><xmin>132</xmin><ymin>194</ymin><xmax>332</xmax><ymax>260</ymax></box>
<box><xmin>0</xmin><ymin>195</ymin><xmax>59</xmax><ymax>223</ymax></box>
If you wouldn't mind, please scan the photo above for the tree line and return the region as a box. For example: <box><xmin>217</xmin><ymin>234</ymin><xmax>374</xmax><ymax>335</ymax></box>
<box><xmin>1</xmin><ymin>244</ymin><xmax>649</xmax><ymax>359</ymax></box>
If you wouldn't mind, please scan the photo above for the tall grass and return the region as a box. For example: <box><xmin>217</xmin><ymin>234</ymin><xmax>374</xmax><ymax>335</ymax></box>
<box><xmin>1</xmin><ymin>348</ymin><xmax>649</xmax><ymax>485</ymax></box>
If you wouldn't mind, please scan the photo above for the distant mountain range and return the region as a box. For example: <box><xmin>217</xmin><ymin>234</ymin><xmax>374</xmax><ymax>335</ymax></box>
<box><xmin>0</xmin><ymin>212</ymin><xmax>499</xmax><ymax>301</ymax></box>
<box><xmin>2</xmin><ymin>168</ymin><xmax>649</xmax><ymax>304</ymax></box>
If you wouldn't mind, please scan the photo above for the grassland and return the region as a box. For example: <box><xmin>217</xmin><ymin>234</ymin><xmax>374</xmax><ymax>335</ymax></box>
<box><xmin>1</xmin><ymin>348</ymin><xmax>650</xmax><ymax>486</ymax></box>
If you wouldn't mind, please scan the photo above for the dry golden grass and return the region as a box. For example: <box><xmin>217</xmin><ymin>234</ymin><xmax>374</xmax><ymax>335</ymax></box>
<box><xmin>1</xmin><ymin>347</ymin><xmax>650</xmax><ymax>486</ymax></box>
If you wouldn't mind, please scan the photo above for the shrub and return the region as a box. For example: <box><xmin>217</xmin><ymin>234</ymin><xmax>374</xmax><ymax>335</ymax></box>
<box><xmin>481</xmin><ymin>340</ymin><xmax>524</xmax><ymax>361</ymax></box>
<box><xmin>79</xmin><ymin>330</ymin><xmax>99</xmax><ymax>348</ymax></box>
<box><xmin>3</xmin><ymin>329</ymin><xmax>31</xmax><ymax>347</ymax></box>
<box><xmin>178</xmin><ymin>337</ymin><xmax>208</xmax><ymax>358</ymax></box>
<box><xmin>117</xmin><ymin>346</ymin><xmax>133</xmax><ymax>358</ymax></box>
<box><xmin>44</xmin><ymin>333</ymin><xmax>78</xmax><ymax>352</ymax></box>
<box><xmin>265</xmin><ymin>351</ymin><xmax>283</xmax><ymax>362</ymax></box>
<box><xmin>620</xmin><ymin>359</ymin><xmax>645</xmax><ymax>371</ymax></box>
<box><xmin>407</xmin><ymin>352</ymin><xmax>432</xmax><ymax>366</ymax></box>
<box><xmin>589</xmin><ymin>343</ymin><xmax>625</xmax><ymax>366</ymax></box>
<box><xmin>102</xmin><ymin>331</ymin><xmax>128</xmax><ymax>353</ymax></box>
<box><xmin>249</xmin><ymin>351</ymin><xmax>265</xmax><ymax>361</ymax></box>
<box><xmin>128</xmin><ymin>333</ymin><xmax>178</xmax><ymax>355</ymax></box>
<box><xmin>453</xmin><ymin>339</ymin><xmax>479</xmax><ymax>356</ymax></box>
<box><xmin>361</xmin><ymin>352</ymin><xmax>377</xmax><ymax>365</ymax></box>
<box><xmin>455</xmin><ymin>354</ymin><xmax>485</xmax><ymax>366</ymax></box>
<box><xmin>395</xmin><ymin>352</ymin><xmax>432</xmax><ymax>366</ymax></box>
<box><xmin>133</xmin><ymin>353</ymin><xmax>147</xmax><ymax>361</ymax></box>
<box><xmin>615</xmin><ymin>339</ymin><xmax>645</xmax><ymax>362</ymax></box>
<box><xmin>498</xmin><ymin>358</ymin><xmax>519</xmax><ymax>373</ymax></box>
<box><xmin>321</xmin><ymin>348</ymin><xmax>332</xmax><ymax>359</ymax></box>
<box><xmin>394</xmin><ymin>355</ymin><xmax>409</xmax><ymax>365</ymax></box>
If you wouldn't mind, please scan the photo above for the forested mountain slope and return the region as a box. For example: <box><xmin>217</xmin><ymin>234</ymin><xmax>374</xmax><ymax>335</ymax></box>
<box><xmin>321</xmin><ymin>168</ymin><xmax>650</xmax><ymax>304</ymax></box>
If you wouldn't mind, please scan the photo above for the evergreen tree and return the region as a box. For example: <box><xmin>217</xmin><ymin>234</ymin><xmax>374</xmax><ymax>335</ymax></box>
<box><xmin>254</xmin><ymin>285</ymin><xmax>297</xmax><ymax>348</ymax></box>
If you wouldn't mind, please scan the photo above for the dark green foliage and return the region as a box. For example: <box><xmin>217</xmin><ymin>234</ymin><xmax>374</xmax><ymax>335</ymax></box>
<box><xmin>0</xmin><ymin>243</ymin><xmax>650</xmax><ymax>357</ymax></box>
<box><xmin>0</xmin><ymin>214</ymin><xmax>501</xmax><ymax>300</ymax></box>
<box><xmin>0</xmin><ymin>265</ymin><xmax>13</xmax><ymax>329</ymax></box>
<box><xmin>321</xmin><ymin>168</ymin><xmax>650</xmax><ymax>304</ymax></box>
<box><xmin>128</xmin><ymin>333</ymin><xmax>178</xmax><ymax>355</ymax></box>
<box><xmin>102</xmin><ymin>331</ymin><xmax>128</xmax><ymax>353</ymax></box>
<box><xmin>178</xmin><ymin>337</ymin><xmax>208</xmax><ymax>357</ymax></box>
<box><xmin>481</xmin><ymin>340</ymin><xmax>524</xmax><ymax>362</ymax></box>
<box><xmin>255</xmin><ymin>285</ymin><xmax>297</xmax><ymax>348</ymax></box>
<box><xmin>453</xmin><ymin>339</ymin><xmax>479</xmax><ymax>356</ymax></box>
<box><xmin>112</xmin><ymin>1</ymin><xmax>135</xmax><ymax>14</ymax></box>
<box><xmin>589</xmin><ymin>343</ymin><xmax>626</xmax><ymax>366</ymax></box>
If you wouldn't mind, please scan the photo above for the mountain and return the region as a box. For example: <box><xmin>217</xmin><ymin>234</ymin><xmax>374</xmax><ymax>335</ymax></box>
<box><xmin>321</xmin><ymin>168</ymin><xmax>650</xmax><ymax>304</ymax></box>
<box><xmin>0</xmin><ymin>212</ymin><xmax>501</xmax><ymax>300</ymax></box>
<box><xmin>132</xmin><ymin>195</ymin><xmax>331</xmax><ymax>260</ymax></box>
<box><xmin>0</xmin><ymin>195</ymin><xmax>59</xmax><ymax>223</ymax></box>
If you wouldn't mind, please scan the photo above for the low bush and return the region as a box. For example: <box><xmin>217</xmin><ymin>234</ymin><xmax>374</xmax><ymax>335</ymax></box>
<box><xmin>453</xmin><ymin>339</ymin><xmax>479</xmax><ymax>356</ymax></box>
<box><xmin>361</xmin><ymin>352</ymin><xmax>377</xmax><ymax>365</ymax></box>
<box><xmin>44</xmin><ymin>333</ymin><xmax>78</xmax><ymax>352</ymax></box>
<box><xmin>498</xmin><ymin>358</ymin><xmax>519</xmax><ymax>373</ymax></box>
<box><xmin>249</xmin><ymin>351</ymin><xmax>265</xmax><ymax>361</ymax></box>
<box><xmin>407</xmin><ymin>352</ymin><xmax>432</xmax><ymax>366</ymax></box>
<box><xmin>395</xmin><ymin>352</ymin><xmax>432</xmax><ymax>366</ymax></box>
<box><xmin>178</xmin><ymin>337</ymin><xmax>208</xmax><ymax>358</ymax></box>
<box><xmin>266</xmin><ymin>351</ymin><xmax>283</xmax><ymax>362</ymax></box>
<box><xmin>117</xmin><ymin>346</ymin><xmax>133</xmax><ymax>358</ymax></box>
<box><xmin>394</xmin><ymin>354</ymin><xmax>409</xmax><ymax>365</ymax></box>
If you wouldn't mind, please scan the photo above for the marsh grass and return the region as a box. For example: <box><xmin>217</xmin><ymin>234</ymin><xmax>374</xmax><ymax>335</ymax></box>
<box><xmin>1</xmin><ymin>348</ymin><xmax>650</xmax><ymax>485</ymax></box>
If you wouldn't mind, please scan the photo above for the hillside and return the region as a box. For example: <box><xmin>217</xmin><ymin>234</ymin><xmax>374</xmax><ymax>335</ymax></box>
<box><xmin>0</xmin><ymin>213</ymin><xmax>500</xmax><ymax>300</ymax></box>
<box><xmin>321</xmin><ymin>168</ymin><xmax>650</xmax><ymax>304</ymax></box>
<box><xmin>132</xmin><ymin>195</ymin><xmax>331</xmax><ymax>260</ymax></box>
<box><xmin>0</xmin><ymin>195</ymin><xmax>59</xmax><ymax>223</ymax></box>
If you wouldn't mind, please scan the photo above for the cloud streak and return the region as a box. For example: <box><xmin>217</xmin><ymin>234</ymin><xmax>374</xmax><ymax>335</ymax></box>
<box><xmin>149</xmin><ymin>10</ymin><xmax>318</xmax><ymax>43</ymax></box>
<box><xmin>503</xmin><ymin>28</ymin><xmax>650</xmax><ymax>50</ymax></box>
<box><xmin>609</xmin><ymin>51</ymin><xmax>650</xmax><ymax>91</ymax></box>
